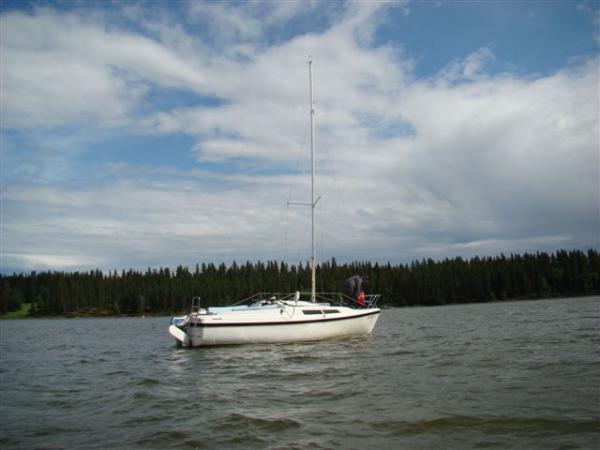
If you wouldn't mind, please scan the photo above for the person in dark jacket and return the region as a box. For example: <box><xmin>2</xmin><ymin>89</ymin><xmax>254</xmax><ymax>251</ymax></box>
<box><xmin>344</xmin><ymin>275</ymin><xmax>368</xmax><ymax>301</ymax></box>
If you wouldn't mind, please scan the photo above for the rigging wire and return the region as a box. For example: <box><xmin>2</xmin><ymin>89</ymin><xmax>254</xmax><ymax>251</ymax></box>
<box><xmin>283</xmin><ymin>202</ymin><xmax>290</xmax><ymax>262</ymax></box>
<box><xmin>333</xmin><ymin>178</ymin><xmax>360</xmax><ymax>253</ymax></box>
<box><xmin>283</xmin><ymin>105</ymin><xmax>311</xmax><ymax>263</ymax></box>
<box><xmin>295</xmin><ymin>219</ymin><xmax>310</xmax><ymax>265</ymax></box>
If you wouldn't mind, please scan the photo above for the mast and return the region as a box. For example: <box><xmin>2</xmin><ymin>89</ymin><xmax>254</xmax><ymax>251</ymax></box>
<box><xmin>309</xmin><ymin>58</ymin><xmax>316</xmax><ymax>303</ymax></box>
<box><xmin>288</xmin><ymin>59</ymin><xmax>319</xmax><ymax>302</ymax></box>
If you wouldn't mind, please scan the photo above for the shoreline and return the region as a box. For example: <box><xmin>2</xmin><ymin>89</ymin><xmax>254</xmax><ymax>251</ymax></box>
<box><xmin>2</xmin><ymin>294</ymin><xmax>597</xmax><ymax>320</ymax></box>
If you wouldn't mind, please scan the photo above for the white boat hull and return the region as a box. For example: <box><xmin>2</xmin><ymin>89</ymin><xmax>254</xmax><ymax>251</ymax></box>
<box><xmin>169</xmin><ymin>305</ymin><xmax>380</xmax><ymax>347</ymax></box>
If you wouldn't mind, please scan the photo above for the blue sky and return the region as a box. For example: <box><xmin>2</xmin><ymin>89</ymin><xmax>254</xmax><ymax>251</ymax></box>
<box><xmin>1</xmin><ymin>0</ymin><xmax>598</xmax><ymax>273</ymax></box>
<box><xmin>380</xmin><ymin>1</ymin><xmax>598</xmax><ymax>76</ymax></box>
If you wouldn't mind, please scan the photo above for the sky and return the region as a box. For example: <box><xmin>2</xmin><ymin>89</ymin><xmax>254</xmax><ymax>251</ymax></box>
<box><xmin>1</xmin><ymin>0</ymin><xmax>599</xmax><ymax>273</ymax></box>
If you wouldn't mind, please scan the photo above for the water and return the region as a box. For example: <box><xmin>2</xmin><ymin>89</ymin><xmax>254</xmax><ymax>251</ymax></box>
<box><xmin>1</xmin><ymin>297</ymin><xmax>599</xmax><ymax>449</ymax></box>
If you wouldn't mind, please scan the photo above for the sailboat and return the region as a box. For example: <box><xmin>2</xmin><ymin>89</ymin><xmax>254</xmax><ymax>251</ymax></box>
<box><xmin>168</xmin><ymin>60</ymin><xmax>381</xmax><ymax>347</ymax></box>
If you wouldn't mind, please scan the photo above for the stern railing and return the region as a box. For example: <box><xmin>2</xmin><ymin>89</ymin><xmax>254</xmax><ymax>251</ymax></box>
<box><xmin>209</xmin><ymin>291</ymin><xmax>380</xmax><ymax>309</ymax></box>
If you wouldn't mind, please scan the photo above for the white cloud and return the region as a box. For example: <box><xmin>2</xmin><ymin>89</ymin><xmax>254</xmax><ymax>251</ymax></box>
<box><xmin>438</xmin><ymin>47</ymin><xmax>496</xmax><ymax>82</ymax></box>
<box><xmin>1</xmin><ymin>8</ymin><xmax>207</xmax><ymax>128</ymax></box>
<box><xmin>2</xmin><ymin>175</ymin><xmax>301</xmax><ymax>271</ymax></box>
<box><xmin>578</xmin><ymin>1</ymin><xmax>600</xmax><ymax>26</ymax></box>
<box><xmin>1</xmin><ymin>2</ymin><xmax>598</xmax><ymax>272</ymax></box>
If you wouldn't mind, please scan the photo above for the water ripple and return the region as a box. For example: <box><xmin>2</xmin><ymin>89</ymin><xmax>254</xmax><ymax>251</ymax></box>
<box><xmin>371</xmin><ymin>416</ymin><xmax>600</xmax><ymax>436</ymax></box>
<box><xmin>0</xmin><ymin>297</ymin><xmax>598</xmax><ymax>449</ymax></box>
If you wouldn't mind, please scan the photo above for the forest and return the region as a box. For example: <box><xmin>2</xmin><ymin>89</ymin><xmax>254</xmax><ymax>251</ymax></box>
<box><xmin>1</xmin><ymin>249</ymin><xmax>598</xmax><ymax>316</ymax></box>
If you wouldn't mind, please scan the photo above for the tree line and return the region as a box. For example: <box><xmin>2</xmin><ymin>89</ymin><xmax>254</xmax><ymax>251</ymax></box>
<box><xmin>1</xmin><ymin>249</ymin><xmax>598</xmax><ymax>316</ymax></box>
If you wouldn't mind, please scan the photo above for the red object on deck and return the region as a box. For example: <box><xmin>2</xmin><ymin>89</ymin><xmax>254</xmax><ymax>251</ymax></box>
<box><xmin>358</xmin><ymin>291</ymin><xmax>366</xmax><ymax>307</ymax></box>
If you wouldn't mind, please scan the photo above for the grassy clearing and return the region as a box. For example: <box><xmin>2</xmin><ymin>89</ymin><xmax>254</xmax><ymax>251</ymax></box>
<box><xmin>1</xmin><ymin>303</ymin><xmax>32</xmax><ymax>319</ymax></box>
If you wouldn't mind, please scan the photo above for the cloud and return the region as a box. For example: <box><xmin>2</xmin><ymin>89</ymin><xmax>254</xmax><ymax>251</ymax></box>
<box><xmin>2</xmin><ymin>174</ymin><xmax>302</xmax><ymax>271</ymax></box>
<box><xmin>143</xmin><ymin>10</ymin><xmax>412</xmax><ymax>163</ymax></box>
<box><xmin>1</xmin><ymin>2</ymin><xmax>598</xmax><ymax>272</ymax></box>
<box><xmin>578</xmin><ymin>1</ymin><xmax>600</xmax><ymax>27</ymax></box>
<box><xmin>1</xmin><ymin>8</ymin><xmax>206</xmax><ymax>129</ymax></box>
<box><xmin>438</xmin><ymin>46</ymin><xmax>496</xmax><ymax>82</ymax></box>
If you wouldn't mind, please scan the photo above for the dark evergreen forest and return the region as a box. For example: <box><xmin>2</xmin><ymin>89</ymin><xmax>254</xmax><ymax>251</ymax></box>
<box><xmin>1</xmin><ymin>249</ymin><xmax>598</xmax><ymax>316</ymax></box>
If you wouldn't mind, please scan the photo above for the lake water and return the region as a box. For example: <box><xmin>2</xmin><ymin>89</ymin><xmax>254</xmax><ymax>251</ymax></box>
<box><xmin>1</xmin><ymin>296</ymin><xmax>598</xmax><ymax>449</ymax></box>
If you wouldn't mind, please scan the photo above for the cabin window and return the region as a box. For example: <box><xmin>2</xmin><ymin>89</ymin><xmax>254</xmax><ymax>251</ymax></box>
<box><xmin>302</xmin><ymin>309</ymin><xmax>340</xmax><ymax>315</ymax></box>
